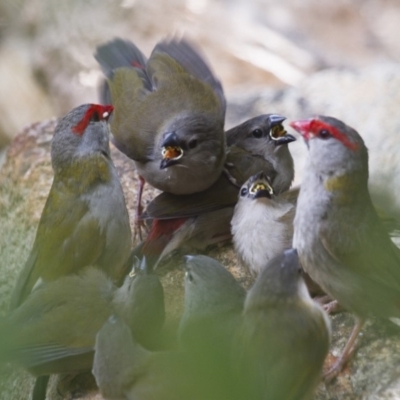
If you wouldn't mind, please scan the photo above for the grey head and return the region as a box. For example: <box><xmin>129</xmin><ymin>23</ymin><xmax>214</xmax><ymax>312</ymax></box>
<box><xmin>153</xmin><ymin>38</ymin><xmax>226</xmax><ymax>172</ymax></box>
<box><xmin>245</xmin><ymin>249</ymin><xmax>304</xmax><ymax>308</ymax></box>
<box><xmin>51</xmin><ymin>104</ymin><xmax>113</xmax><ymax>171</ymax></box>
<box><xmin>179</xmin><ymin>255</ymin><xmax>246</xmax><ymax>353</ymax></box>
<box><xmin>227</xmin><ymin>114</ymin><xmax>295</xmax><ymax>193</ymax></box>
<box><xmin>181</xmin><ymin>255</ymin><xmax>246</xmax><ymax>321</ymax></box>
<box><xmin>290</xmin><ymin>115</ymin><xmax>368</xmax><ymax>179</ymax></box>
<box><xmin>239</xmin><ymin>171</ymin><xmax>275</xmax><ymax>201</ymax></box>
<box><xmin>93</xmin><ymin>314</ymin><xmax>146</xmax><ymax>399</ymax></box>
<box><xmin>226</xmin><ymin>114</ymin><xmax>295</xmax><ymax>154</ymax></box>
<box><xmin>113</xmin><ymin>256</ymin><xmax>165</xmax><ymax>347</ymax></box>
<box><xmin>158</xmin><ymin>113</ymin><xmax>225</xmax><ymax>170</ymax></box>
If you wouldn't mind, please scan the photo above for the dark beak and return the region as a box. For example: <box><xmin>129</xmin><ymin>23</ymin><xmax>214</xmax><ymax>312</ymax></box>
<box><xmin>274</xmin><ymin>133</ymin><xmax>296</xmax><ymax>146</ymax></box>
<box><xmin>183</xmin><ymin>255</ymin><xmax>195</xmax><ymax>272</ymax></box>
<box><xmin>268</xmin><ymin>115</ymin><xmax>294</xmax><ymax>146</ymax></box>
<box><xmin>139</xmin><ymin>255</ymin><xmax>149</xmax><ymax>274</ymax></box>
<box><xmin>160</xmin><ymin>158</ymin><xmax>180</xmax><ymax>169</ymax></box>
<box><xmin>269</xmin><ymin>114</ymin><xmax>286</xmax><ymax>125</ymax></box>
<box><xmin>253</xmin><ymin>171</ymin><xmax>270</xmax><ymax>182</ymax></box>
<box><xmin>161</xmin><ymin>131</ymin><xmax>180</xmax><ymax>148</ymax></box>
<box><xmin>253</xmin><ymin>189</ymin><xmax>273</xmax><ymax>199</ymax></box>
<box><xmin>282</xmin><ymin>248</ymin><xmax>301</xmax><ymax>273</ymax></box>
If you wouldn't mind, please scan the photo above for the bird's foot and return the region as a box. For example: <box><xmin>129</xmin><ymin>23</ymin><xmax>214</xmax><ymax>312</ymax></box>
<box><xmin>324</xmin><ymin>319</ymin><xmax>364</xmax><ymax>383</ymax></box>
<box><xmin>133</xmin><ymin>175</ymin><xmax>147</xmax><ymax>242</ymax></box>
<box><xmin>133</xmin><ymin>218</ymin><xmax>148</xmax><ymax>243</ymax></box>
<box><xmin>314</xmin><ymin>296</ymin><xmax>343</xmax><ymax>314</ymax></box>
<box><xmin>323</xmin><ymin>355</ymin><xmax>349</xmax><ymax>383</ymax></box>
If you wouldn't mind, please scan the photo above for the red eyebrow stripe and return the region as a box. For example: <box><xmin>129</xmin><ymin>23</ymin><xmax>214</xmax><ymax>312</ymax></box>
<box><xmin>310</xmin><ymin>119</ymin><xmax>359</xmax><ymax>151</ymax></box>
<box><xmin>72</xmin><ymin>104</ymin><xmax>113</xmax><ymax>136</ymax></box>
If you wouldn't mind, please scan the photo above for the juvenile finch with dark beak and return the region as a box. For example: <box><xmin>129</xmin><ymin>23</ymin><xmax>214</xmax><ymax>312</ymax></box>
<box><xmin>226</xmin><ymin>114</ymin><xmax>296</xmax><ymax>194</ymax></box>
<box><xmin>95</xmin><ymin>38</ymin><xmax>227</xmax><ymax>238</ymax></box>
<box><xmin>231</xmin><ymin>171</ymin><xmax>295</xmax><ymax>276</ymax></box>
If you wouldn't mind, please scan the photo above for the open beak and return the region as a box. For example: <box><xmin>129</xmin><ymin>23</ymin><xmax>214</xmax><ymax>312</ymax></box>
<box><xmin>160</xmin><ymin>146</ymin><xmax>183</xmax><ymax>169</ymax></box>
<box><xmin>269</xmin><ymin>119</ymin><xmax>296</xmax><ymax>146</ymax></box>
<box><xmin>269</xmin><ymin>114</ymin><xmax>286</xmax><ymax>125</ymax></box>
<box><xmin>273</xmin><ymin>133</ymin><xmax>296</xmax><ymax>146</ymax></box>
<box><xmin>249</xmin><ymin>180</ymin><xmax>274</xmax><ymax>199</ymax></box>
<box><xmin>160</xmin><ymin>132</ymin><xmax>184</xmax><ymax>169</ymax></box>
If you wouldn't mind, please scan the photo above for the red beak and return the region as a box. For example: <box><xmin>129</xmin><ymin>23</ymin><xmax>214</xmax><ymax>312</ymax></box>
<box><xmin>289</xmin><ymin>120</ymin><xmax>313</xmax><ymax>140</ymax></box>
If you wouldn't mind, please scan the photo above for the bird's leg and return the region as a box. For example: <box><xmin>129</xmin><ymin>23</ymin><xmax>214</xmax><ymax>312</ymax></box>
<box><xmin>323</xmin><ymin>299</ymin><xmax>343</xmax><ymax>314</ymax></box>
<box><xmin>314</xmin><ymin>296</ymin><xmax>344</xmax><ymax>315</ymax></box>
<box><xmin>134</xmin><ymin>175</ymin><xmax>148</xmax><ymax>242</ymax></box>
<box><xmin>324</xmin><ymin>317</ymin><xmax>365</xmax><ymax>382</ymax></box>
<box><xmin>32</xmin><ymin>376</ymin><xmax>49</xmax><ymax>400</ymax></box>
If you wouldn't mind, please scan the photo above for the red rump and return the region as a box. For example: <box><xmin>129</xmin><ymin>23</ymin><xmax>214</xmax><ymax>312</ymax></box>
<box><xmin>131</xmin><ymin>60</ymin><xmax>145</xmax><ymax>69</ymax></box>
<box><xmin>72</xmin><ymin>104</ymin><xmax>114</xmax><ymax>136</ymax></box>
<box><xmin>142</xmin><ymin>218</ymin><xmax>187</xmax><ymax>256</ymax></box>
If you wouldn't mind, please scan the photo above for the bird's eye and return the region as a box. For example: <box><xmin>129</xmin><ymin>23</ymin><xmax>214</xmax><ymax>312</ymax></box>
<box><xmin>91</xmin><ymin>111</ymin><xmax>101</xmax><ymax>122</ymax></box>
<box><xmin>188</xmin><ymin>139</ymin><xmax>198</xmax><ymax>149</ymax></box>
<box><xmin>252</xmin><ymin>129</ymin><xmax>263</xmax><ymax>138</ymax></box>
<box><xmin>240</xmin><ymin>187</ymin><xmax>248</xmax><ymax>197</ymax></box>
<box><xmin>318</xmin><ymin>129</ymin><xmax>331</xmax><ymax>139</ymax></box>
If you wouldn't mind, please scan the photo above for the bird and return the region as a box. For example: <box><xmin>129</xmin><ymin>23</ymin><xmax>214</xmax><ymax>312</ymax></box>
<box><xmin>9</xmin><ymin>104</ymin><xmax>133</xmax><ymax>310</ymax></box>
<box><xmin>290</xmin><ymin>115</ymin><xmax>400</xmax><ymax>380</ymax></box>
<box><xmin>178</xmin><ymin>255</ymin><xmax>247</xmax><ymax>398</ymax></box>
<box><xmin>178</xmin><ymin>255</ymin><xmax>246</xmax><ymax>351</ymax></box>
<box><xmin>135</xmin><ymin>114</ymin><xmax>296</xmax><ymax>267</ymax></box>
<box><xmin>93</xmin><ymin>313</ymin><xmax>240</xmax><ymax>400</ymax></box>
<box><xmin>234</xmin><ymin>248</ymin><xmax>330</xmax><ymax>399</ymax></box>
<box><xmin>0</xmin><ymin>258</ymin><xmax>165</xmax><ymax>394</ymax></box>
<box><xmin>231</xmin><ymin>171</ymin><xmax>295</xmax><ymax>277</ymax></box>
<box><xmin>93</xmin><ymin>254</ymin><xmax>245</xmax><ymax>400</ymax></box>
<box><xmin>226</xmin><ymin>113</ymin><xmax>295</xmax><ymax>194</ymax></box>
<box><xmin>95</xmin><ymin>37</ymin><xmax>227</xmax><ymax>237</ymax></box>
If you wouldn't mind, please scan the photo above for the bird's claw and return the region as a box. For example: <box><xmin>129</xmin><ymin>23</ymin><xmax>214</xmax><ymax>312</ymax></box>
<box><xmin>133</xmin><ymin>218</ymin><xmax>148</xmax><ymax>242</ymax></box>
<box><xmin>314</xmin><ymin>296</ymin><xmax>343</xmax><ymax>315</ymax></box>
<box><xmin>323</xmin><ymin>358</ymin><xmax>345</xmax><ymax>383</ymax></box>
